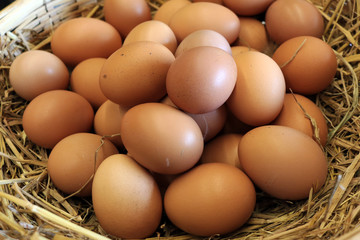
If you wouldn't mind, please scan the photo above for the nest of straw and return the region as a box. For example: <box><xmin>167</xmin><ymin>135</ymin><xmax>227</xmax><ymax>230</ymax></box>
<box><xmin>0</xmin><ymin>0</ymin><xmax>359</xmax><ymax>239</ymax></box>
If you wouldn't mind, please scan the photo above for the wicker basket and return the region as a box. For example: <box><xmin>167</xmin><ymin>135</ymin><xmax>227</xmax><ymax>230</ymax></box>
<box><xmin>0</xmin><ymin>0</ymin><xmax>359</xmax><ymax>239</ymax></box>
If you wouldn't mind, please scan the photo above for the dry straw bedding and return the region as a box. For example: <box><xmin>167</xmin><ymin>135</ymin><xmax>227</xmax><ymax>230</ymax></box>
<box><xmin>0</xmin><ymin>0</ymin><xmax>359</xmax><ymax>239</ymax></box>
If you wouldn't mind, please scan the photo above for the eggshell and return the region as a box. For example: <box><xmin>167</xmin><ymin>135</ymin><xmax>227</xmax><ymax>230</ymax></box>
<box><xmin>169</xmin><ymin>2</ymin><xmax>240</xmax><ymax>44</ymax></box>
<box><xmin>234</xmin><ymin>17</ymin><xmax>269</xmax><ymax>52</ymax></box>
<box><xmin>174</xmin><ymin>29</ymin><xmax>232</xmax><ymax>57</ymax></box>
<box><xmin>223</xmin><ymin>0</ymin><xmax>274</xmax><ymax>16</ymax></box>
<box><xmin>120</xmin><ymin>102</ymin><xmax>204</xmax><ymax>174</ymax></box>
<box><xmin>153</xmin><ymin>0</ymin><xmax>191</xmax><ymax>25</ymax></box>
<box><xmin>200</xmin><ymin>133</ymin><xmax>243</xmax><ymax>169</ymax></box>
<box><xmin>226</xmin><ymin>51</ymin><xmax>285</xmax><ymax>126</ymax></box>
<box><xmin>193</xmin><ymin>0</ymin><xmax>223</xmax><ymax>4</ymax></box>
<box><xmin>265</xmin><ymin>0</ymin><xmax>324</xmax><ymax>44</ymax></box>
<box><xmin>9</xmin><ymin>50</ymin><xmax>69</xmax><ymax>101</ymax></box>
<box><xmin>48</xmin><ymin>133</ymin><xmax>118</xmax><ymax>197</ymax></box>
<box><xmin>231</xmin><ymin>45</ymin><xmax>256</xmax><ymax>57</ymax></box>
<box><xmin>166</xmin><ymin>46</ymin><xmax>237</xmax><ymax>114</ymax></box>
<box><xmin>238</xmin><ymin>125</ymin><xmax>328</xmax><ymax>200</ymax></box>
<box><xmin>51</xmin><ymin>18</ymin><xmax>122</xmax><ymax>67</ymax></box>
<box><xmin>272</xmin><ymin>36</ymin><xmax>337</xmax><ymax>95</ymax></box>
<box><xmin>92</xmin><ymin>154</ymin><xmax>162</xmax><ymax>238</ymax></box>
<box><xmin>272</xmin><ymin>93</ymin><xmax>328</xmax><ymax>146</ymax></box>
<box><xmin>164</xmin><ymin>162</ymin><xmax>256</xmax><ymax>236</ymax></box>
<box><xmin>22</xmin><ymin>90</ymin><xmax>94</xmax><ymax>149</ymax></box>
<box><xmin>100</xmin><ymin>41</ymin><xmax>175</xmax><ymax>107</ymax></box>
<box><xmin>103</xmin><ymin>0</ymin><xmax>151</xmax><ymax>37</ymax></box>
<box><xmin>123</xmin><ymin>20</ymin><xmax>178</xmax><ymax>54</ymax></box>
<box><xmin>93</xmin><ymin>100</ymin><xmax>129</xmax><ymax>149</ymax></box>
<box><xmin>70</xmin><ymin>58</ymin><xmax>107</xmax><ymax>109</ymax></box>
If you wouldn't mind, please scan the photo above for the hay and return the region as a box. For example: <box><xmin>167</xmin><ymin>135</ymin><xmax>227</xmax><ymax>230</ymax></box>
<box><xmin>0</xmin><ymin>0</ymin><xmax>359</xmax><ymax>239</ymax></box>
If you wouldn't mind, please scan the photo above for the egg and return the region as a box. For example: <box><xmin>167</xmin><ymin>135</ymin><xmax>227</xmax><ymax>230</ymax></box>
<box><xmin>51</xmin><ymin>18</ymin><xmax>122</xmax><ymax>67</ymax></box>
<box><xmin>226</xmin><ymin>51</ymin><xmax>285</xmax><ymax>126</ymax></box>
<box><xmin>234</xmin><ymin>17</ymin><xmax>269</xmax><ymax>52</ymax></box>
<box><xmin>123</xmin><ymin>20</ymin><xmax>178</xmax><ymax>54</ymax></box>
<box><xmin>153</xmin><ymin>0</ymin><xmax>191</xmax><ymax>25</ymax></box>
<box><xmin>93</xmin><ymin>100</ymin><xmax>129</xmax><ymax>149</ymax></box>
<box><xmin>9</xmin><ymin>50</ymin><xmax>69</xmax><ymax>101</ymax></box>
<box><xmin>169</xmin><ymin>2</ymin><xmax>240</xmax><ymax>44</ymax></box>
<box><xmin>272</xmin><ymin>93</ymin><xmax>328</xmax><ymax>147</ymax></box>
<box><xmin>120</xmin><ymin>102</ymin><xmax>204</xmax><ymax>174</ymax></box>
<box><xmin>92</xmin><ymin>154</ymin><xmax>162</xmax><ymax>238</ymax></box>
<box><xmin>103</xmin><ymin>0</ymin><xmax>151</xmax><ymax>37</ymax></box>
<box><xmin>164</xmin><ymin>162</ymin><xmax>256</xmax><ymax>236</ymax></box>
<box><xmin>47</xmin><ymin>133</ymin><xmax>118</xmax><ymax>197</ymax></box>
<box><xmin>193</xmin><ymin>0</ymin><xmax>223</xmax><ymax>4</ymax></box>
<box><xmin>231</xmin><ymin>45</ymin><xmax>256</xmax><ymax>57</ymax></box>
<box><xmin>223</xmin><ymin>0</ymin><xmax>274</xmax><ymax>16</ymax></box>
<box><xmin>174</xmin><ymin>29</ymin><xmax>232</xmax><ymax>57</ymax></box>
<box><xmin>265</xmin><ymin>0</ymin><xmax>324</xmax><ymax>44</ymax></box>
<box><xmin>22</xmin><ymin>90</ymin><xmax>94</xmax><ymax>149</ymax></box>
<box><xmin>238</xmin><ymin>125</ymin><xmax>328</xmax><ymax>200</ymax></box>
<box><xmin>70</xmin><ymin>58</ymin><xmax>107</xmax><ymax>109</ymax></box>
<box><xmin>166</xmin><ymin>46</ymin><xmax>237</xmax><ymax>114</ymax></box>
<box><xmin>99</xmin><ymin>41</ymin><xmax>175</xmax><ymax>107</ymax></box>
<box><xmin>272</xmin><ymin>36</ymin><xmax>338</xmax><ymax>95</ymax></box>
<box><xmin>200</xmin><ymin>133</ymin><xmax>243</xmax><ymax>169</ymax></box>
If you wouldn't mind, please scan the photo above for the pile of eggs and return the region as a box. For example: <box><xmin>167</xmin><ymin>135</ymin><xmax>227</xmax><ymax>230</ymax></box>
<box><xmin>9</xmin><ymin>0</ymin><xmax>338</xmax><ymax>238</ymax></box>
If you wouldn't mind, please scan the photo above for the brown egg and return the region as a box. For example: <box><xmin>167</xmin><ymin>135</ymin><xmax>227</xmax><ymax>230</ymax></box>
<box><xmin>92</xmin><ymin>154</ymin><xmax>162</xmax><ymax>238</ymax></box>
<box><xmin>272</xmin><ymin>36</ymin><xmax>337</xmax><ymax>95</ymax></box>
<box><xmin>187</xmin><ymin>105</ymin><xmax>227</xmax><ymax>142</ymax></box>
<box><xmin>9</xmin><ymin>50</ymin><xmax>69</xmax><ymax>101</ymax></box>
<box><xmin>222</xmin><ymin>106</ymin><xmax>254</xmax><ymax>135</ymax></box>
<box><xmin>272</xmin><ymin>93</ymin><xmax>328</xmax><ymax>146</ymax></box>
<box><xmin>200</xmin><ymin>133</ymin><xmax>243</xmax><ymax>169</ymax></box>
<box><xmin>100</xmin><ymin>41</ymin><xmax>175</xmax><ymax>107</ymax></box>
<box><xmin>22</xmin><ymin>90</ymin><xmax>94</xmax><ymax>149</ymax></box>
<box><xmin>226</xmin><ymin>51</ymin><xmax>285</xmax><ymax>126</ymax></box>
<box><xmin>123</xmin><ymin>20</ymin><xmax>178</xmax><ymax>54</ymax></box>
<box><xmin>238</xmin><ymin>125</ymin><xmax>328</xmax><ymax>200</ymax></box>
<box><xmin>120</xmin><ymin>102</ymin><xmax>204</xmax><ymax>174</ymax></box>
<box><xmin>51</xmin><ymin>18</ymin><xmax>122</xmax><ymax>67</ymax></box>
<box><xmin>193</xmin><ymin>0</ymin><xmax>223</xmax><ymax>4</ymax></box>
<box><xmin>164</xmin><ymin>163</ymin><xmax>256</xmax><ymax>236</ymax></box>
<box><xmin>223</xmin><ymin>0</ymin><xmax>274</xmax><ymax>16</ymax></box>
<box><xmin>93</xmin><ymin>100</ymin><xmax>129</xmax><ymax>149</ymax></box>
<box><xmin>166</xmin><ymin>46</ymin><xmax>237</xmax><ymax>114</ymax></box>
<box><xmin>70</xmin><ymin>58</ymin><xmax>107</xmax><ymax>109</ymax></box>
<box><xmin>48</xmin><ymin>133</ymin><xmax>118</xmax><ymax>197</ymax></box>
<box><xmin>103</xmin><ymin>0</ymin><xmax>151</xmax><ymax>37</ymax></box>
<box><xmin>234</xmin><ymin>17</ymin><xmax>269</xmax><ymax>52</ymax></box>
<box><xmin>265</xmin><ymin>0</ymin><xmax>324</xmax><ymax>44</ymax></box>
<box><xmin>175</xmin><ymin>29</ymin><xmax>232</xmax><ymax>57</ymax></box>
<box><xmin>231</xmin><ymin>45</ymin><xmax>256</xmax><ymax>57</ymax></box>
<box><xmin>153</xmin><ymin>0</ymin><xmax>191</xmax><ymax>25</ymax></box>
<box><xmin>169</xmin><ymin>2</ymin><xmax>240</xmax><ymax>44</ymax></box>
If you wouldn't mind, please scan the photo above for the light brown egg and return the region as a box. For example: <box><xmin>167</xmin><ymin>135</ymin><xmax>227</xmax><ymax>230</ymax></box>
<box><xmin>93</xmin><ymin>100</ymin><xmax>129</xmax><ymax>149</ymax></box>
<box><xmin>169</xmin><ymin>2</ymin><xmax>240</xmax><ymax>44</ymax></box>
<box><xmin>48</xmin><ymin>133</ymin><xmax>118</xmax><ymax>197</ymax></box>
<box><xmin>164</xmin><ymin>163</ymin><xmax>256</xmax><ymax>236</ymax></box>
<box><xmin>231</xmin><ymin>45</ymin><xmax>256</xmax><ymax>57</ymax></box>
<box><xmin>272</xmin><ymin>93</ymin><xmax>328</xmax><ymax>146</ymax></box>
<box><xmin>9</xmin><ymin>50</ymin><xmax>69</xmax><ymax>101</ymax></box>
<box><xmin>226</xmin><ymin>51</ymin><xmax>285</xmax><ymax>126</ymax></box>
<box><xmin>70</xmin><ymin>58</ymin><xmax>107</xmax><ymax>109</ymax></box>
<box><xmin>223</xmin><ymin>0</ymin><xmax>274</xmax><ymax>16</ymax></box>
<box><xmin>22</xmin><ymin>90</ymin><xmax>94</xmax><ymax>149</ymax></box>
<box><xmin>92</xmin><ymin>154</ymin><xmax>162</xmax><ymax>238</ymax></box>
<box><xmin>103</xmin><ymin>0</ymin><xmax>151</xmax><ymax>37</ymax></box>
<box><xmin>120</xmin><ymin>102</ymin><xmax>204</xmax><ymax>174</ymax></box>
<box><xmin>123</xmin><ymin>20</ymin><xmax>178</xmax><ymax>54</ymax></box>
<box><xmin>100</xmin><ymin>41</ymin><xmax>175</xmax><ymax>107</ymax></box>
<box><xmin>153</xmin><ymin>0</ymin><xmax>191</xmax><ymax>25</ymax></box>
<box><xmin>200</xmin><ymin>133</ymin><xmax>243</xmax><ymax>169</ymax></box>
<box><xmin>238</xmin><ymin>125</ymin><xmax>328</xmax><ymax>200</ymax></box>
<box><xmin>166</xmin><ymin>46</ymin><xmax>237</xmax><ymax>114</ymax></box>
<box><xmin>272</xmin><ymin>36</ymin><xmax>337</xmax><ymax>95</ymax></box>
<box><xmin>193</xmin><ymin>0</ymin><xmax>223</xmax><ymax>4</ymax></box>
<box><xmin>51</xmin><ymin>18</ymin><xmax>122</xmax><ymax>67</ymax></box>
<box><xmin>175</xmin><ymin>29</ymin><xmax>232</xmax><ymax>57</ymax></box>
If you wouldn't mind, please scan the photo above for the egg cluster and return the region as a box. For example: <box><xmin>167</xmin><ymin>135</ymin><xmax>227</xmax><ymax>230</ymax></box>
<box><xmin>9</xmin><ymin>0</ymin><xmax>337</xmax><ymax>238</ymax></box>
